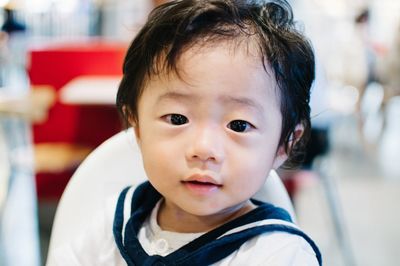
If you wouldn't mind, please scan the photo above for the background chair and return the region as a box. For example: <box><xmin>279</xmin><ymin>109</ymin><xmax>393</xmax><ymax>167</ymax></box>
<box><xmin>46</xmin><ymin>128</ymin><xmax>296</xmax><ymax>264</ymax></box>
<box><xmin>28</xmin><ymin>40</ymin><xmax>126</xmax><ymax>200</ymax></box>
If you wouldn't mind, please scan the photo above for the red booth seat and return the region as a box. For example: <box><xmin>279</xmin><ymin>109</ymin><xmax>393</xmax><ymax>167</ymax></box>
<box><xmin>28</xmin><ymin>39</ymin><xmax>127</xmax><ymax>199</ymax></box>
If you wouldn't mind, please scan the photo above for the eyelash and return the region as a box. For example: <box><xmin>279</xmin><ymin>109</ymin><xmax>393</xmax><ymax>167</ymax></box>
<box><xmin>227</xmin><ymin>120</ymin><xmax>254</xmax><ymax>133</ymax></box>
<box><xmin>163</xmin><ymin>114</ymin><xmax>254</xmax><ymax>133</ymax></box>
<box><xmin>164</xmin><ymin>114</ymin><xmax>188</xmax><ymax>125</ymax></box>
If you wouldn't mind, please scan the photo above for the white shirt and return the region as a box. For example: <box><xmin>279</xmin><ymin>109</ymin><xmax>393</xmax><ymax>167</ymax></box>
<box><xmin>48</xmin><ymin>195</ymin><xmax>318</xmax><ymax>265</ymax></box>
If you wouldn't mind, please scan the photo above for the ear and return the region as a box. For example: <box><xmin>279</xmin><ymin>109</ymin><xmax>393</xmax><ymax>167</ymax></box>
<box><xmin>272</xmin><ymin>145</ymin><xmax>288</xmax><ymax>169</ymax></box>
<box><xmin>133</xmin><ymin>123</ymin><xmax>140</xmax><ymax>140</ymax></box>
<box><xmin>272</xmin><ymin>124</ymin><xmax>304</xmax><ymax>169</ymax></box>
<box><xmin>291</xmin><ymin>123</ymin><xmax>305</xmax><ymax>145</ymax></box>
<box><xmin>129</xmin><ymin>119</ymin><xmax>141</xmax><ymax>147</ymax></box>
<box><xmin>123</xmin><ymin>104</ymin><xmax>142</xmax><ymax>147</ymax></box>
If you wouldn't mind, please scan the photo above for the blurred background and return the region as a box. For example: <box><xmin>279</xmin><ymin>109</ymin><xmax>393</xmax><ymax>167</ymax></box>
<box><xmin>0</xmin><ymin>0</ymin><xmax>399</xmax><ymax>265</ymax></box>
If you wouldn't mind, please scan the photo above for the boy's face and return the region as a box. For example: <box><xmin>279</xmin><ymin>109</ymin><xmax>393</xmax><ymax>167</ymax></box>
<box><xmin>134</xmin><ymin>42</ymin><xmax>286</xmax><ymax>224</ymax></box>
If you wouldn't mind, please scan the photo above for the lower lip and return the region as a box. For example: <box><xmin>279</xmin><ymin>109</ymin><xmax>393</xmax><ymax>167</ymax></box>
<box><xmin>183</xmin><ymin>182</ymin><xmax>221</xmax><ymax>195</ymax></box>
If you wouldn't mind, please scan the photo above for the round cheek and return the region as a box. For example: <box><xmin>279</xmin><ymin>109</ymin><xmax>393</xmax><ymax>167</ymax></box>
<box><xmin>141</xmin><ymin>141</ymin><xmax>182</xmax><ymax>189</ymax></box>
<box><xmin>227</xmin><ymin>143</ymin><xmax>276</xmax><ymax>192</ymax></box>
<box><xmin>229</xmin><ymin>159</ymin><xmax>269</xmax><ymax>195</ymax></box>
<box><xmin>142</xmin><ymin>148</ymin><xmax>167</xmax><ymax>178</ymax></box>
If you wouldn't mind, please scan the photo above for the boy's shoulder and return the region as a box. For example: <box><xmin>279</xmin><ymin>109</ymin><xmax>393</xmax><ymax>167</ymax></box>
<box><xmin>219</xmin><ymin>226</ymin><xmax>319</xmax><ymax>265</ymax></box>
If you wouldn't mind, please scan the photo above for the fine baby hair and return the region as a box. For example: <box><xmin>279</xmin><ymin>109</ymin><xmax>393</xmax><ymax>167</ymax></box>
<box><xmin>117</xmin><ymin>0</ymin><xmax>315</xmax><ymax>167</ymax></box>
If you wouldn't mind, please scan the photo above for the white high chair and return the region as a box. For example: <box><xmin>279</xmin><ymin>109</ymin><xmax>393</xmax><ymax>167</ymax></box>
<box><xmin>46</xmin><ymin>128</ymin><xmax>295</xmax><ymax>264</ymax></box>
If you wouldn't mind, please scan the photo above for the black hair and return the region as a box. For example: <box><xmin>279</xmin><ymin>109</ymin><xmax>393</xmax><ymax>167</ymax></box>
<box><xmin>116</xmin><ymin>0</ymin><xmax>315</xmax><ymax>167</ymax></box>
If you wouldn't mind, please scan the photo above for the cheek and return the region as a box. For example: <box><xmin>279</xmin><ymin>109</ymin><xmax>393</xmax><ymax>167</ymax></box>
<box><xmin>141</xmin><ymin>153</ymin><xmax>170</xmax><ymax>191</ymax></box>
<box><xmin>140</xmin><ymin>139</ymin><xmax>183</xmax><ymax>182</ymax></box>
<box><xmin>227</xmin><ymin>140</ymin><xmax>278</xmax><ymax>182</ymax></box>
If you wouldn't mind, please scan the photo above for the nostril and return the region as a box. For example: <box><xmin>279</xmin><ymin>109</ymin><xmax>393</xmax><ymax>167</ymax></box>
<box><xmin>186</xmin><ymin>134</ymin><xmax>223</xmax><ymax>163</ymax></box>
<box><xmin>191</xmin><ymin>153</ymin><xmax>217</xmax><ymax>162</ymax></box>
<box><xmin>192</xmin><ymin>155</ymin><xmax>222</xmax><ymax>164</ymax></box>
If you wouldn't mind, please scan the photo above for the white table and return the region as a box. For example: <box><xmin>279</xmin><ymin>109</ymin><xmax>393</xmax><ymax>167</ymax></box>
<box><xmin>0</xmin><ymin>87</ymin><xmax>55</xmax><ymax>122</ymax></box>
<box><xmin>59</xmin><ymin>75</ymin><xmax>122</xmax><ymax>105</ymax></box>
<box><xmin>0</xmin><ymin>91</ymin><xmax>29</xmax><ymax>116</ymax></box>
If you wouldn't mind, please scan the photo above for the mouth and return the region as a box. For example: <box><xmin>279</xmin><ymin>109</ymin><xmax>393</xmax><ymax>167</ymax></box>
<box><xmin>181</xmin><ymin>175</ymin><xmax>222</xmax><ymax>194</ymax></box>
<box><xmin>182</xmin><ymin>180</ymin><xmax>222</xmax><ymax>186</ymax></box>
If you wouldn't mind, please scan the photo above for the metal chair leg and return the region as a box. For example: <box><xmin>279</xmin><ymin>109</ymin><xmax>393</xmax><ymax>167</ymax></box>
<box><xmin>314</xmin><ymin>156</ymin><xmax>357</xmax><ymax>266</ymax></box>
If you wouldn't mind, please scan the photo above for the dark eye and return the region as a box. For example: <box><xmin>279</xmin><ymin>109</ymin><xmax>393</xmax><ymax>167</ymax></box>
<box><xmin>228</xmin><ymin>120</ymin><xmax>252</xmax><ymax>132</ymax></box>
<box><xmin>167</xmin><ymin>114</ymin><xmax>188</xmax><ymax>125</ymax></box>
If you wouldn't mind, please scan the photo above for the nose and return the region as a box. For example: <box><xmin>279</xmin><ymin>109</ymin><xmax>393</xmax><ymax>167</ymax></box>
<box><xmin>186</xmin><ymin>125</ymin><xmax>224</xmax><ymax>164</ymax></box>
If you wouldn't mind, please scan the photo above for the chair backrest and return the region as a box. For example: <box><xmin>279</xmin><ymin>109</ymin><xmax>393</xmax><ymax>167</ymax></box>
<box><xmin>29</xmin><ymin>41</ymin><xmax>126</xmax><ymax>145</ymax></box>
<box><xmin>46</xmin><ymin>128</ymin><xmax>296</xmax><ymax>262</ymax></box>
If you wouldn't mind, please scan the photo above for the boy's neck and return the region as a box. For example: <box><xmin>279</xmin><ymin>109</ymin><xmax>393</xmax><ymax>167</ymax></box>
<box><xmin>157</xmin><ymin>199</ymin><xmax>256</xmax><ymax>233</ymax></box>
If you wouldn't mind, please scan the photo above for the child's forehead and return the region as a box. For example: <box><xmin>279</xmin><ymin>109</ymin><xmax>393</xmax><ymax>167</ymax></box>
<box><xmin>182</xmin><ymin>40</ymin><xmax>260</xmax><ymax>63</ymax></box>
<box><xmin>142</xmin><ymin>41</ymin><xmax>280</xmax><ymax>106</ymax></box>
<box><xmin>151</xmin><ymin>39</ymin><xmax>270</xmax><ymax>81</ymax></box>
<box><xmin>184</xmin><ymin>38</ymin><xmax>260</xmax><ymax>56</ymax></box>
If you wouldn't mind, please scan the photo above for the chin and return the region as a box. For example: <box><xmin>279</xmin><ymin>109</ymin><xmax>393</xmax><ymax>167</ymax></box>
<box><xmin>179</xmin><ymin>203</ymin><xmax>224</xmax><ymax>217</ymax></box>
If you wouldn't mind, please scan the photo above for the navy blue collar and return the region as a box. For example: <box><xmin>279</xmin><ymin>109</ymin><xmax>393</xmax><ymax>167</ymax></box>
<box><xmin>113</xmin><ymin>181</ymin><xmax>322</xmax><ymax>266</ymax></box>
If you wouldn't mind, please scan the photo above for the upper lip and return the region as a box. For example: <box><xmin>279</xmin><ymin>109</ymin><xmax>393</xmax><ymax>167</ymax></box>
<box><xmin>182</xmin><ymin>174</ymin><xmax>222</xmax><ymax>186</ymax></box>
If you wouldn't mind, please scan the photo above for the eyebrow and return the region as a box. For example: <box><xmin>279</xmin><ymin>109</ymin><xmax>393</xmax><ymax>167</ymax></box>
<box><xmin>156</xmin><ymin>91</ymin><xmax>265</xmax><ymax>114</ymax></box>
<box><xmin>219</xmin><ymin>95</ymin><xmax>265</xmax><ymax>113</ymax></box>
<box><xmin>156</xmin><ymin>91</ymin><xmax>195</xmax><ymax>104</ymax></box>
